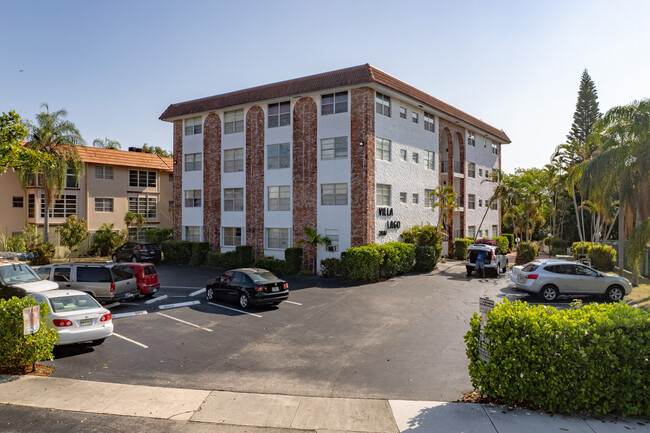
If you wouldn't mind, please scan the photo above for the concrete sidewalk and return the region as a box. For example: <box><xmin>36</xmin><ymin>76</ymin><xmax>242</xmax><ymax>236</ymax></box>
<box><xmin>0</xmin><ymin>375</ymin><xmax>648</xmax><ymax>432</ymax></box>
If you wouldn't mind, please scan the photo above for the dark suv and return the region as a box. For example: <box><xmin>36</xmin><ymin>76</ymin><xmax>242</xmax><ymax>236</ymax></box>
<box><xmin>112</xmin><ymin>242</ymin><xmax>161</xmax><ymax>263</ymax></box>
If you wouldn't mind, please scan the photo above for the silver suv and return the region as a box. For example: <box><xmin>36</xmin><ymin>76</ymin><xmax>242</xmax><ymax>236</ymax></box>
<box><xmin>37</xmin><ymin>263</ymin><xmax>138</xmax><ymax>304</ymax></box>
<box><xmin>465</xmin><ymin>244</ymin><xmax>508</xmax><ymax>277</ymax></box>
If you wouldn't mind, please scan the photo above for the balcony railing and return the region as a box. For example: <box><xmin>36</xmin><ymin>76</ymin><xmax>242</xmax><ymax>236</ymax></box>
<box><xmin>441</xmin><ymin>160</ymin><xmax>448</xmax><ymax>173</ymax></box>
<box><xmin>454</xmin><ymin>161</ymin><xmax>464</xmax><ymax>174</ymax></box>
<box><xmin>457</xmin><ymin>197</ymin><xmax>464</xmax><ymax>208</ymax></box>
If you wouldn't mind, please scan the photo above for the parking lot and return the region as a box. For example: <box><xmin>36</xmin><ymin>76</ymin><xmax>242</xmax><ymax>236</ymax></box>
<box><xmin>43</xmin><ymin>261</ymin><xmax>620</xmax><ymax>401</ymax></box>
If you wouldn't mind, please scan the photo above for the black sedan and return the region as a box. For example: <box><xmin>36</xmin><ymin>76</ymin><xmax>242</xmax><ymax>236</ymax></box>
<box><xmin>205</xmin><ymin>268</ymin><xmax>289</xmax><ymax>309</ymax></box>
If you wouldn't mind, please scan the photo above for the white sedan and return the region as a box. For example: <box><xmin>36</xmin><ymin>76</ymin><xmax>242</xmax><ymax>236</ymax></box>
<box><xmin>30</xmin><ymin>290</ymin><xmax>113</xmax><ymax>346</ymax></box>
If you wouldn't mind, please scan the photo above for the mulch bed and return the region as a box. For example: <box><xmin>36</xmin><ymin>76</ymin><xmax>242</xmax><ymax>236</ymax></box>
<box><xmin>0</xmin><ymin>363</ymin><xmax>54</xmax><ymax>376</ymax></box>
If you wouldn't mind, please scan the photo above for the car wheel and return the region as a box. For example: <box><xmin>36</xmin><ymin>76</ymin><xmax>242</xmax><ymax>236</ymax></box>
<box><xmin>90</xmin><ymin>338</ymin><xmax>105</xmax><ymax>346</ymax></box>
<box><xmin>605</xmin><ymin>285</ymin><xmax>624</xmax><ymax>302</ymax></box>
<box><xmin>131</xmin><ymin>256</ymin><xmax>138</xmax><ymax>263</ymax></box>
<box><xmin>502</xmin><ymin>262</ymin><xmax>508</xmax><ymax>274</ymax></box>
<box><xmin>112</xmin><ymin>255</ymin><xmax>118</xmax><ymax>262</ymax></box>
<box><xmin>206</xmin><ymin>287</ymin><xmax>215</xmax><ymax>301</ymax></box>
<box><xmin>239</xmin><ymin>292</ymin><xmax>250</xmax><ymax>309</ymax></box>
<box><xmin>540</xmin><ymin>284</ymin><xmax>559</xmax><ymax>302</ymax></box>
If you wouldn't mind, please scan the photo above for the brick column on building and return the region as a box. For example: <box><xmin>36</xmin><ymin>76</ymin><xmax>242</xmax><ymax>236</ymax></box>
<box><xmin>172</xmin><ymin>119</ymin><xmax>183</xmax><ymax>241</ymax></box>
<box><xmin>438</xmin><ymin>120</ymin><xmax>466</xmax><ymax>253</ymax></box>
<box><xmin>350</xmin><ymin>87</ymin><xmax>375</xmax><ymax>247</ymax></box>
<box><xmin>292</xmin><ymin>97</ymin><xmax>318</xmax><ymax>269</ymax></box>
<box><xmin>203</xmin><ymin>113</ymin><xmax>222</xmax><ymax>251</ymax></box>
<box><xmin>458</xmin><ymin>131</ymin><xmax>466</xmax><ymax>240</ymax></box>
<box><xmin>246</xmin><ymin>106</ymin><xmax>265</xmax><ymax>258</ymax></box>
<box><xmin>498</xmin><ymin>144</ymin><xmax>502</xmax><ymax>235</ymax></box>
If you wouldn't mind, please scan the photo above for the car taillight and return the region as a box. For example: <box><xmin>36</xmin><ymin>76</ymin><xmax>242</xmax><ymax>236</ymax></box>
<box><xmin>283</xmin><ymin>283</ymin><xmax>288</xmax><ymax>290</ymax></box>
<box><xmin>255</xmin><ymin>285</ymin><xmax>267</xmax><ymax>292</ymax></box>
<box><xmin>53</xmin><ymin>319</ymin><xmax>73</xmax><ymax>327</ymax></box>
<box><xmin>100</xmin><ymin>313</ymin><xmax>112</xmax><ymax>322</ymax></box>
<box><xmin>526</xmin><ymin>274</ymin><xmax>539</xmax><ymax>280</ymax></box>
<box><xmin>139</xmin><ymin>249</ymin><xmax>147</xmax><ymax>253</ymax></box>
<box><xmin>110</xmin><ymin>282</ymin><xmax>115</xmax><ymax>293</ymax></box>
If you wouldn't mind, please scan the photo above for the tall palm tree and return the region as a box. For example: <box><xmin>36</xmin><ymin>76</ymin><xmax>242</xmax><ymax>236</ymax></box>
<box><xmin>17</xmin><ymin>104</ymin><xmax>85</xmax><ymax>243</ymax></box>
<box><xmin>583</xmin><ymin>99</ymin><xmax>650</xmax><ymax>281</ymax></box>
<box><xmin>93</xmin><ymin>137</ymin><xmax>121</xmax><ymax>150</ymax></box>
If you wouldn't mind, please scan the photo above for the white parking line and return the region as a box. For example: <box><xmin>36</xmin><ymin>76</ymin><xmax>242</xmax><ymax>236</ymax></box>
<box><xmin>157</xmin><ymin>312</ymin><xmax>213</xmax><ymax>332</ymax></box>
<box><xmin>145</xmin><ymin>294</ymin><xmax>168</xmax><ymax>304</ymax></box>
<box><xmin>103</xmin><ymin>302</ymin><xmax>120</xmax><ymax>309</ymax></box>
<box><xmin>112</xmin><ymin>332</ymin><xmax>148</xmax><ymax>348</ymax></box>
<box><xmin>207</xmin><ymin>302</ymin><xmax>262</xmax><ymax>318</ymax></box>
<box><xmin>112</xmin><ymin>311</ymin><xmax>148</xmax><ymax>319</ymax></box>
<box><xmin>284</xmin><ymin>300</ymin><xmax>302</xmax><ymax>306</ymax></box>
<box><xmin>160</xmin><ymin>286</ymin><xmax>204</xmax><ymax>289</ymax></box>
<box><xmin>158</xmin><ymin>300</ymin><xmax>201</xmax><ymax>310</ymax></box>
<box><xmin>189</xmin><ymin>289</ymin><xmax>205</xmax><ymax>297</ymax></box>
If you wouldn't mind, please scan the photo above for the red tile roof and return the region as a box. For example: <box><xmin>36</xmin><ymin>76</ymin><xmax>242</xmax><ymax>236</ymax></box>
<box><xmin>160</xmin><ymin>64</ymin><xmax>510</xmax><ymax>143</ymax></box>
<box><xmin>75</xmin><ymin>146</ymin><xmax>173</xmax><ymax>172</ymax></box>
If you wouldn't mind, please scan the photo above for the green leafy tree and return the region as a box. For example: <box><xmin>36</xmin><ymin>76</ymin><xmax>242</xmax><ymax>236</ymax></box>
<box><xmin>124</xmin><ymin>211</ymin><xmax>145</xmax><ymax>240</ymax></box>
<box><xmin>296</xmin><ymin>227</ymin><xmax>331</xmax><ymax>272</ymax></box>
<box><xmin>58</xmin><ymin>215</ymin><xmax>88</xmax><ymax>260</ymax></box>
<box><xmin>15</xmin><ymin>104</ymin><xmax>85</xmax><ymax>243</ymax></box>
<box><xmin>89</xmin><ymin>223</ymin><xmax>125</xmax><ymax>256</ymax></box>
<box><xmin>142</xmin><ymin>143</ymin><xmax>172</xmax><ymax>158</ymax></box>
<box><xmin>430</xmin><ymin>186</ymin><xmax>458</xmax><ymax>240</ymax></box>
<box><xmin>92</xmin><ymin>137</ymin><xmax>121</xmax><ymax>150</ymax></box>
<box><xmin>0</xmin><ymin>111</ymin><xmax>51</xmax><ymax>174</ymax></box>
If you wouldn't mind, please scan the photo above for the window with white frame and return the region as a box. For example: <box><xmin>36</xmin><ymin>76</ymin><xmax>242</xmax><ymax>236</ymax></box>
<box><xmin>467</xmin><ymin>132</ymin><xmax>476</xmax><ymax>146</ymax></box>
<box><xmin>129</xmin><ymin>196</ymin><xmax>157</xmax><ymax>218</ymax></box>
<box><xmin>468</xmin><ymin>194</ymin><xmax>476</xmax><ymax>210</ymax></box>
<box><xmin>40</xmin><ymin>194</ymin><xmax>76</xmax><ymax>218</ymax></box>
<box><xmin>325</xmin><ymin>229</ymin><xmax>339</xmax><ymax>252</ymax></box>
<box><xmin>321</xmin><ymin>92</ymin><xmax>348</xmax><ymax>115</ymax></box>
<box><xmin>223</xmin><ymin>227</ymin><xmax>242</xmax><ymax>246</ymax></box>
<box><xmin>425</xmin><ymin>151</ymin><xmax>435</xmax><ymax>170</ymax></box>
<box><xmin>66</xmin><ymin>169</ymin><xmax>78</xmax><ymax>188</ymax></box>
<box><xmin>492</xmin><ymin>225</ymin><xmax>498</xmax><ymax>236</ymax></box>
<box><xmin>412</xmin><ymin>152</ymin><xmax>419</xmax><ymax>163</ymax></box>
<box><xmin>478</xmin><ymin>168</ymin><xmax>483</xmax><ymax>177</ymax></box>
<box><xmin>224</xmin><ymin>188</ymin><xmax>244</xmax><ymax>211</ymax></box>
<box><xmin>411</xmin><ymin>112</ymin><xmax>419</xmax><ymax>124</ymax></box>
<box><xmin>185</xmin><ymin>153</ymin><xmax>202</xmax><ymax>171</ymax></box>
<box><xmin>185</xmin><ymin>226</ymin><xmax>201</xmax><ymax>242</ymax></box>
<box><xmin>412</xmin><ymin>193</ymin><xmax>419</xmax><ymax>204</ymax></box>
<box><xmin>28</xmin><ymin>195</ymin><xmax>35</xmax><ymax>218</ymax></box>
<box><xmin>224</xmin><ymin>110</ymin><xmax>244</xmax><ymax>134</ymax></box>
<box><xmin>376</xmin><ymin>184</ymin><xmax>391</xmax><ymax>206</ymax></box>
<box><xmin>376</xmin><ymin>137</ymin><xmax>391</xmax><ymax>161</ymax></box>
<box><xmin>321</xmin><ymin>183</ymin><xmax>348</xmax><ymax>205</ymax></box>
<box><xmin>424</xmin><ymin>189</ymin><xmax>434</xmax><ymax>207</ymax></box>
<box><xmin>375</xmin><ymin>92</ymin><xmax>391</xmax><ymax>117</ymax></box>
<box><xmin>266</xmin><ymin>228</ymin><xmax>289</xmax><ymax>249</ymax></box>
<box><xmin>267</xmin><ymin>143</ymin><xmax>290</xmax><ymax>169</ymax></box>
<box><xmin>184</xmin><ymin>190</ymin><xmax>201</xmax><ymax>208</ymax></box>
<box><xmin>129</xmin><ymin>170</ymin><xmax>156</xmax><ymax>187</ymax></box>
<box><xmin>400</xmin><ymin>149</ymin><xmax>407</xmax><ymax>161</ymax></box>
<box><xmin>95</xmin><ymin>165</ymin><xmax>113</xmax><ymax>180</ymax></box>
<box><xmin>479</xmin><ymin>199</ymin><xmax>483</xmax><ymax>207</ymax></box>
<box><xmin>468</xmin><ymin>226</ymin><xmax>476</xmax><ymax>238</ymax></box>
<box><xmin>268</xmin><ymin>101</ymin><xmax>290</xmax><ymax>128</ymax></box>
<box><xmin>491</xmin><ymin>200</ymin><xmax>498</xmax><ymax>210</ymax></box>
<box><xmin>400</xmin><ymin>192</ymin><xmax>407</xmax><ymax>203</ymax></box>
<box><xmin>424</xmin><ymin>113</ymin><xmax>435</xmax><ymax>132</ymax></box>
<box><xmin>399</xmin><ymin>107</ymin><xmax>407</xmax><ymax>119</ymax></box>
<box><xmin>95</xmin><ymin>198</ymin><xmax>114</xmax><ymax>212</ymax></box>
<box><xmin>468</xmin><ymin>162</ymin><xmax>476</xmax><ymax>178</ymax></box>
<box><xmin>492</xmin><ymin>143</ymin><xmax>499</xmax><ymax>155</ymax></box>
<box><xmin>224</xmin><ymin>148</ymin><xmax>244</xmax><ymax>173</ymax></box>
<box><xmin>321</xmin><ymin>137</ymin><xmax>348</xmax><ymax>160</ymax></box>
<box><xmin>268</xmin><ymin>185</ymin><xmax>290</xmax><ymax>211</ymax></box>
<box><xmin>184</xmin><ymin>117</ymin><xmax>202</xmax><ymax>135</ymax></box>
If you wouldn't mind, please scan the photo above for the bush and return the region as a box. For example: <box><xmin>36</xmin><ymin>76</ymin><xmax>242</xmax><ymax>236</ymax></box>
<box><xmin>206</xmin><ymin>250</ymin><xmax>239</xmax><ymax>269</ymax></box>
<box><xmin>414</xmin><ymin>245</ymin><xmax>439</xmax><ymax>272</ymax></box>
<box><xmin>90</xmin><ymin>223</ymin><xmax>124</xmax><ymax>256</ymax></box>
<box><xmin>320</xmin><ymin>258</ymin><xmax>343</xmax><ymax>277</ymax></box>
<box><xmin>144</xmin><ymin>228</ymin><xmax>173</xmax><ymax>244</ymax></box>
<box><xmin>190</xmin><ymin>242</ymin><xmax>210</xmax><ymax>266</ymax></box>
<box><xmin>502</xmin><ymin>233</ymin><xmax>514</xmax><ymax>252</ymax></box>
<box><xmin>400</xmin><ymin>225</ymin><xmax>443</xmax><ymax>262</ymax></box>
<box><xmin>453</xmin><ymin>238</ymin><xmax>474</xmax><ymax>260</ymax></box>
<box><xmin>550</xmin><ymin>247</ymin><xmax>566</xmax><ymax>257</ymax></box>
<box><xmin>572</xmin><ymin>241</ymin><xmax>593</xmax><ymax>259</ymax></box>
<box><xmin>0</xmin><ymin>234</ymin><xmax>25</xmax><ymax>252</ymax></box>
<box><xmin>515</xmin><ymin>242</ymin><xmax>538</xmax><ymax>265</ymax></box>
<box><xmin>161</xmin><ymin>241</ymin><xmax>193</xmax><ymax>264</ymax></box>
<box><xmin>252</xmin><ymin>257</ymin><xmax>286</xmax><ymax>274</ymax></box>
<box><xmin>0</xmin><ymin>296</ymin><xmax>58</xmax><ymax>370</ymax></box>
<box><xmin>379</xmin><ymin>242</ymin><xmax>415</xmax><ymax>278</ymax></box>
<box><xmin>464</xmin><ymin>300</ymin><xmax>650</xmax><ymax>416</ymax></box>
<box><xmin>491</xmin><ymin>236</ymin><xmax>509</xmax><ymax>255</ymax></box>
<box><xmin>284</xmin><ymin>248</ymin><xmax>303</xmax><ymax>274</ymax></box>
<box><xmin>26</xmin><ymin>243</ymin><xmax>55</xmax><ymax>266</ymax></box>
<box><xmin>340</xmin><ymin>245</ymin><xmax>383</xmax><ymax>281</ymax></box>
<box><xmin>235</xmin><ymin>245</ymin><xmax>253</xmax><ymax>267</ymax></box>
<box><xmin>587</xmin><ymin>244</ymin><xmax>616</xmax><ymax>272</ymax></box>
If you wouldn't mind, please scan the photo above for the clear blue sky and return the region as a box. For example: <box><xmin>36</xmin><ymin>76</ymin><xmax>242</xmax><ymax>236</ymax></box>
<box><xmin>2</xmin><ymin>0</ymin><xmax>648</xmax><ymax>172</ymax></box>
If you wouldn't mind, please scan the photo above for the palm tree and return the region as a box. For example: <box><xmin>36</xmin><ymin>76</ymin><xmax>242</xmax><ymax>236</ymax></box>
<box><xmin>296</xmin><ymin>227</ymin><xmax>331</xmax><ymax>273</ymax></box>
<box><xmin>430</xmin><ymin>186</ymin><xmax>458</xmax><ymax>239</ymax></box>
<box><xmin>124</xmin><ymin>211</ymin><xmax>146</xmax><ymax>240</ymax></box>
<box><xmin>583</xmin><ymin>99</ymin><xmax>650</xmax><ymax>282</ymax></box>
<box><xmin>93</xmin><ymin>137</ymin><xmax>121</xmax><ymax>150</ymax></box>
<box><xmin>17</xmin><ymin>104</ymin><xmax>85</xmax><ymax>243</ymax></box>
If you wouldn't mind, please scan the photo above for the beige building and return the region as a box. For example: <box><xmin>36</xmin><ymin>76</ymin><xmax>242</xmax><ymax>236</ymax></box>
<box><xmin>0</xmin><ymin>146</ymin><xmax>173</xmax><ymax>245</ymax></box>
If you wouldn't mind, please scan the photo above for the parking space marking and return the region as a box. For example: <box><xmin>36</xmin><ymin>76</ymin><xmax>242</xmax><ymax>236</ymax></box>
<box><xmin>112</xmin><ymin>310</ymin><xmax>148</xmax><ymax>319</ymax></box>
<box><xmin>390</xmin><ymin>282</ymin><xmax>400</xmax><ymax>287</ymax></box>
<box><xmin>160</xmin><ymin>286</ymin><xmax>204</xmax><ymax>289</ymax></box>
<box><xmin>158</xmin><ymin>300</ymin><xmax>201</xmax><ymax>310</ymax></box>
<box><xmin>284</xmin><ymin>300</ymin><xmax>302</xmax><ymax>306</ymax></box>
<box><xmin>189</xmin><ymin>289</ymin><xmax>205</xmax><ymax>297</ymax></box>
<box><xmin>145</xmin><ymin>294</ymin><xmax>168</xmax><ymax>304</ymax></box>
<box><xmin>157</xmin><ymin>312</ymin><xmax>213</xmax><ymax>332</ymax></box>
<box><xmin>112</xmin><ymin>332</ymin><xmax>148</xmax><ymax>348</ymax></box>
<box><xmin>207</xmin><ymin>302</ymin><xmax>262</xmax><ymax>318</ymax></box>
<box><xmin>104</xmin><ymin>302</ymin><xmax>120</xmax><ymax>309</ymax></box>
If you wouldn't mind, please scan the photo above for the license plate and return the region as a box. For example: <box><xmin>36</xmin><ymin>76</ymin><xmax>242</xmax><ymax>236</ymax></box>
<box><xmin>150</xmin><ymin>287</ymin><xmax>158</xmax><ymax>293</ymax></box>
<box><xmin>80</xmin><ymin>318</ymin><xmax>92</xmax><ymax>326</ymax></box>
<box><xmin>125</xmin><ymin>292</ymin><xmax>134</xmax><ymax>299</ymax></box>
<box><xmin>271</xmin><ymin>287</ymin><xmax>279</xmax><ymax>292</ymax></box>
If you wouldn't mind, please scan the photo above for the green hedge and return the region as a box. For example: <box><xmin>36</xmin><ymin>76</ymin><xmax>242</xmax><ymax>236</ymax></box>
<box><xmin>515</xmin><ymin>242</ymin><xmax>538</xmax><ymax>265</ymax></box>
<box><xmin>465</xmin><ymin>300</ymin><xmax>650</xmax><ymax>416</ymax></box>
<box><xmin>144</xmin><ymin>227</ymin><xmax>173</xmax><ymax>244</ymax></box>
<box><xmin>340</xmin><ymin>246</ymin><xmax>384</xmax><ymax>281</ymax></box>
<box><xmin>490</xmin><ymin>236</ymin><xmax>509</xmax><ymax>255</ymax></box>
<box><xmin>400</xmin><ymin>225</ymin><xmax>443</xmax><ymax>268</ymax></box>
<box><xmin>572</xmin><ymin>241</ymin><xmax>593</xmax><ymax>259</ymax></box>
<box><xmin>206</xmin><ymin>250</ymin><xmax>239</xmax><ymax>269</ymax></box>
<box><xmin>0</xmin><ymin>297</ymin><xmax>58</xmax><ymax>369</ymax></box>
<box><xmin>190</xmin><ymin>242</ymin><xmax>210</xmax><ymax>266</ymax></box>
<box><xmin>26</xmin><ymin>243</ymin><xmax>55</xmax><ymax>266</ymax></box>
<box><xmin>320</xmin><ymin>258</ymin><xmax>342</xmax><ymax>277</ymax></box>
<box><xmin>379</xmin><ymin>242</ymin><xmax>416</xmax><ymax>278</ymax></box>
<box><xmin>454</xmin><ymin>238</ymin><xmax>474</xmax><ymax>260</ymax></box>
<box><xmin>413</xmin><ymin>245</ymin><xmax>439</xmax><ymax>272</ymax></box>
<box><xmin>284</xmin><ymin>248</ymin><xmax>303</xmax><ymax>274</ymax></box>
<box><xmin>161</xmin><ymin>241</ymin><xmax>193</xmax><ymax>264</ymax></box>
<box><xmin>252</xmin><ymin>257</ymin><xmax>287</xmax><ymax>274</ymax></box>
<box><xmin>502</xmin><ymin>233</ymin><xmax>514</xmax><ymax>251</ymax></box>
<box><xmin>587</xmin><ymin>244</ymin><xmax>616</xmax><ymax>272</ymax></box>
<box><xmin>236</xmin><ymin>245</ymin><xmax>253</xmax><ymax>267</ymax></box>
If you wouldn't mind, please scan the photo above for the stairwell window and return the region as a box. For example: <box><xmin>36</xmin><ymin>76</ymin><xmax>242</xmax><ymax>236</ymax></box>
<box><xmin>321</xmin><ymin>92</ymin><xmax>348</xmax><ymax>115</ymax></box>
<box><xmin>268</xmin><ymin>186</ymin><xmax>291</xmax><ymax>211</ymax></box>
<box><xmin>268</xmin><ymin>102</ymin><xmax>290</xmax><ymax>128</ymax></box>
<box><xmin>412</xmin><ymin>152</ymin><xmax>419</xmax><ymax>163</ymax></box>
<box><xmin>224</xmin><ymin>110</ymin><xmax>244</xmax><ymax>134</ymax></box>
<box><xmin>468</xmin><ymin>226</ymin><xmax>476</xmax><ymax>238</ymax></box>
<box><xmin>95</xmin><ymin>198</ymin><xmax>114</xmax><ymax>212</ymax></box>
<box><xmin>224</xmin><ymin>148</ymin><xmax>244</xmax><ymax>173</ymax></box>
<box><xmin>184</xmin><ymin>190</ymin><xmax>201</xmax><ymax>208</ymax></box>
<box><xmin>224</xmin><ymin>188</ymin><xmax>244</xmax><ymax>212</ymax></box>
<box><xmin>267</xmin><ymin>143</ymin><xmax>290</xmax><ymax>169</ymax></box>
<box><xmin>375</xmin><ymin>92</ymin><xmax>391</xmax><ymax>117</ymax></box>
<box><xmin>185</xmin><ymin>153</ymin><xmax>202</xmax><ymax>171</ymax></box>
<box><xmin>321</xmin><ymin>183</ymin><xmax>348</xmax><ymax>206</ymax></box>
<box><xmin>325</xmin><ymin>230</ymin><xmax>339</xmax><ymax>252</ymax></box>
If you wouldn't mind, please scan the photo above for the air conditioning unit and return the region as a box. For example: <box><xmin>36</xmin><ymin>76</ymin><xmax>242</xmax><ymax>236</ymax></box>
<box><xmin>326</xmin><ymin>245</ymin><xmax>338</xmax><ymax>252</ymax></box>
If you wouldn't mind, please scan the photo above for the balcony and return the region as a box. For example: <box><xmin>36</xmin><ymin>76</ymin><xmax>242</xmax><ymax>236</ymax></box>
<box><xmin>453</xmin><ymin>161</ymin><xmax>464</xmax><ymax>174</ymax></box>
<box><xmin>441</xmin><ymin>160</ymin><xmax>448</xmax><ymax>173</ymax></box>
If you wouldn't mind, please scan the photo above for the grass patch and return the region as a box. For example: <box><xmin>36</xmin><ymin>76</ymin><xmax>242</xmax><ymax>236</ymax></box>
<box><xmin>627</xmin><ymin>281</ymin><xmax>650</xmax><ymax>311</ymax></box>
<box><xmin>51</xmin><ymin>256</ymin><xmax>111</xmax><ymax>264</ymax></box>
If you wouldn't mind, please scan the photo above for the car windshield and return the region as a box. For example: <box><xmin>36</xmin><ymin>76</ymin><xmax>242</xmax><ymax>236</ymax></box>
<box><xmin>49</xmin><ymin>294</ymin><xmax>101</xmax><ymax>313</ymax></box>
<box><xmin>0</xmin><ymin>263</ymin><xmax>40</xmax><ymax>285</ymax></box>
<box><xmin>248</xmin><ymin>271</ymin><xmax>278</xmax><ymax>283</ymax></box>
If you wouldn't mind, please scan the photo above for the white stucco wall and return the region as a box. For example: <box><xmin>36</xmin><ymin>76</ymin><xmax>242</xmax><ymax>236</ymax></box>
<box><xmin>181</xmin><ymin>115</ymin><xmax>205</xmax><ymax>240</ymax></box>
<box><xmin>464</xmin><ymin>131</ymin><xmax>500</xmax><ymax>237</ymax></box>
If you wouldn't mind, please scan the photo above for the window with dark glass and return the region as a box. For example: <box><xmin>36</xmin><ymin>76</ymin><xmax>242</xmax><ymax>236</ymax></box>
<box><xmin>12</xmin><ymin>197</ymin><xmax>23</xmax><ymax>208</ymax></box>
<box><xmin>267</xmin><ymin>143</ymin><xmax>290</xmax><ymax>169</ymax></box>
<box><xmin>224</xmin><ymin>110</ymin><xmax>244</xmax><ymax>134</ymax></box>
<box><xmin>375</xmin><ymin>92</ymin><xmax>391</xmax><ymax>117</ymax></box>
<box><xmin>321</xmin><ymin>92</ymin><xmax>348</xmax><ymax>115</ymax></box>
<box><xmin>129</xmin><ymin>170</ymin><xmax>156</xmax><ymax>187</ymax></box>
<box><xmin>268</xmin><ymin>101</ymin><xmax>290</xmax><ymax>128</ymax></box>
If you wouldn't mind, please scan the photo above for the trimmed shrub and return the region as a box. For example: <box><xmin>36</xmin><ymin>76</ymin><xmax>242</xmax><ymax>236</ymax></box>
<box><xmin>0</xmin><ymin>296</ymin><xmax>58</xmax><ymax>370</ymax></box>
<box><xmin>90</xmin><ymin>223</ymin><xmax>124</xmax><ymax>256</ymax></box>
<box><xmin>284</xmin><ymin>248</ymin><xmax>303</xmax><ymax>274</ymax></box>
<box><xmin>400</xmin><ymin>225</ymin><xmax>443</xmax><ymax>261</ymax></box>
<box><xmin>252</xmin><ymin>257</ymin><xmax>286</xmax><ymax>274</ymax></box>
<box><xmin>161</xmin><ymin>241</ymin><xmax>193</xmax><ymax>264</ymax></box>
<box><xmin>491</xmin><ymin>236</ymin><xmax>509</xmax><ymax>255</ymax></box>
<box><xmin>235</xmin><ymin>245</ymin><xmax>253</xmax><ymax>267</ymax></box>
<box><xmin>320</xmin><ymin>258</ymin><xmax>342</xmax><ymax>277</ymax></box>
<box><xmin>550</xmin><ymin>247</ymin><xmax>566</xmax><ymax>257</ymax></box>
<box><xmin>206</xmin><ymin>251</ymin><xmax>221</xmax><ymax>268</ymax></box>
<box><xmin>587</xmin><ymin>244</ymin><xmax>616</xmax><ymax>272</ymax></box>
<box><xmin>572</xmin><ymin>241</ymin><xmax>593</xmax><ymax>259</ymax></box>
<box><xmin>414</xmin><ymin>245</ymin><xmax>438</xmax><ymax>272</ymax></box>
<box><xmin>144</xmin><ymin>227</ymin><xmax>173</xmax><ymax>244</ymax></box>
<box><xmin>502</xmin><ymin>233</ymin><xmax>514</xmax><ymax>252</ymax></box>
<box><xmin>453</xmin><ymin>238</ymin><xmax>474</xmax><ymax>260</ymax></box>
<box><xmin>340</xmin><ymin>245</ymin><xmax>383</xmax><ymax>281</ymax></box>
<box><xmin>515</xmin><ymin>242</ymin><xmax>538</xmax><ymax>265</ymax></box>
<box><xmin>551</xmin><ymin>237</ymin><xmax>568</xmax><ymax>250</ymax></box>
<box><xmin>26</xmin><ymin>243</ymin><xmax>55</xmax><ymax>266</ymax></box>
<box><xmin>464</xmin><ymin>300</ymin><xmax>650</xmax><ymax>416</ymax></box>
<box><xmin>190</xmin><ymin>242</ymin><xmax>210</xmax><ymax>266</ymax></box>
<box><xmin>379</xmin><ymin>242</ymin><xmax>415</xmax><ymax>278</ymax></box>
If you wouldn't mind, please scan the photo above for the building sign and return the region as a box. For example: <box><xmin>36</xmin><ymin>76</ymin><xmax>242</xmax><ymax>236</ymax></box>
<box><xmin>23</xmin><ymin>305</ymin><xmax>40</xmax><ymax>335</ymax></box>
<box><xmin>478</xmin><ymin>328</ymin><xmax>491</xmax><ymax>362</ymax></box>
<box><xmin>377</xmin><ymin>207</ymin><xmax>394</xmax><ymax>216</ymax></box>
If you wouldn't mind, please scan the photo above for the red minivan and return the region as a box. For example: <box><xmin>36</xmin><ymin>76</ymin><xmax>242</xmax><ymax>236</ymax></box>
<box><xmin>123</xmin><ymin>263</ymin><xmax>160</xmax><ymax>298</ymax></box>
